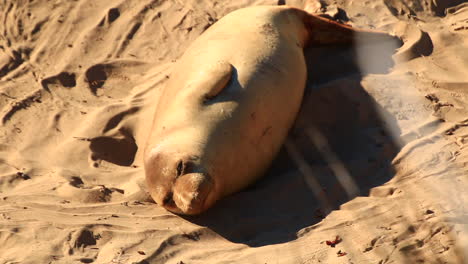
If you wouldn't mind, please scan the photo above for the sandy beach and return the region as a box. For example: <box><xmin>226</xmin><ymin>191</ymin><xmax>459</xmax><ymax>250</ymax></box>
<box><xmin>0</xmin><ymin>0</ymin><xmax>467</xmax><ymax>263</ymax></box>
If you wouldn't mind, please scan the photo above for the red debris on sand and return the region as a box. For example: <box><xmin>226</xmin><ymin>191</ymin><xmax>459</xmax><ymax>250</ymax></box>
<box><xmin>337</xmin><ymin>250</ymin><xmax>347</xmax><ymax>257</ymax></box>
<box><xmin>326</xmin><ymin>236</ymin><xmax>342</xmax><ymax>247</ymax></box>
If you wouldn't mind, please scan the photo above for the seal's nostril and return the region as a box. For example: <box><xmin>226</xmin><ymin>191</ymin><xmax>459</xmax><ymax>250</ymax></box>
<box><xmin>176</xmin><ymin>160</ymin><xmax>184</xmax><ymax>176</ymax></box>
<box><xmin>176</xmin><ymin>159</ymin><xmax>198</xmax><ymax>177</ymax></box>
<box><xmin>183</xmin><ymin>160</ymin><xmax>195</xmax><ymax>174</ymax></box>
<box><xmin>162</xmin><ymin>192</ymin><xmax>174</xmax><ymax>206</ymax></box>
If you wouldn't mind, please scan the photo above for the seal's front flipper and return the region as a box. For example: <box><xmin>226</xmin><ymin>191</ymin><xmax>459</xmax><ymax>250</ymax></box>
<box><xmin>304</xmin><ymin>13</ymin><xmax>401</xmax><ymax>46</ymax></box>
<box><xmin>186</xmin><ymin>61</ymin><xmax>233</xmax><ymax>103</ymax></box>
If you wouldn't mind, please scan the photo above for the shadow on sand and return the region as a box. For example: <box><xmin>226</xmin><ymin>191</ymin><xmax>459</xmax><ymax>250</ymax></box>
<box><xmin>184</xmin><ymin>40</ymin><xmax>403</xmax><ymax>247</ymax></box>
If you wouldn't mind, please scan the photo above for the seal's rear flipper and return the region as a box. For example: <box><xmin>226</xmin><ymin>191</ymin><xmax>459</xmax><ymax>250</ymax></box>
<box><xmin>304</xmin><ymin>13</ymin><xmax>401</xmax><ymax>46</ymax></box>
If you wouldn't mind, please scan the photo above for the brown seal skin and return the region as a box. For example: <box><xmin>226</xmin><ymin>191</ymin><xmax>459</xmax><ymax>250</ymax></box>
<box><xmin>144</xmin><ymin>5</ymin><xmax>397</xmax><ymax>215</ymax></box>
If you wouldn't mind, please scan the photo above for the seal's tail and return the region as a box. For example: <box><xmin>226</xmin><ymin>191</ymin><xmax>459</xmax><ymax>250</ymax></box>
<box><xmin>301</xmin><ymin>6</ymin><xmax>400</xmax><ymax>46</ymax></box>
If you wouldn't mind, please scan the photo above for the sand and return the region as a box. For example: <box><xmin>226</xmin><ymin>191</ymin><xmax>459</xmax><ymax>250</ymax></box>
<box><xmin>0</xmin><ymin>0</ymin><xmax>467</xmax><ymax>263</ymax></box>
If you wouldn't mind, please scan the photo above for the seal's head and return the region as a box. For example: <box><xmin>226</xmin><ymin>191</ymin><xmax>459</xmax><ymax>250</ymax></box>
<box><xmin>144</xmin><ymin>140</ymin><xmax>217</xmax><ymax>215</ymax></box>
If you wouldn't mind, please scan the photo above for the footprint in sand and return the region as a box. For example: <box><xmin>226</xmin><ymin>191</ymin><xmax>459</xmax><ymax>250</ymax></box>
<box><xmin>98</xmin><ymin>7</ymin><xmax>121</xmax><ymax>27</ymax></box>
<box><xmin>89</xmin><ymin>130</ymin><xmax>138</xmax><ymax>167</ymax></box>
<box><xmin>86</xmin><ymin>103</ymin><xmax>140</xmax><ymax>168</ymax></box>
<box><xmin>83</xmin><ymin>60</ymin><xmax>147</xmax><ymax>98</ymax></box>
<box><xmin>56</xmin><ymin>173</ymin><xmax>124</xmax><ymax>203</ymax></box>
<box><xmin>63</xmin><ymin>228</ymin><xmax>100</xmax><ymax>262</ymax></box>
<box><xmin>85</xmin><ymin>64</ymin><xmax>107</xmax><ymax>95</ymax></box>
<box><xmin>41</xmin><ymin>71</ymin><xmax>77</xmax><ymax>91</ymax></box>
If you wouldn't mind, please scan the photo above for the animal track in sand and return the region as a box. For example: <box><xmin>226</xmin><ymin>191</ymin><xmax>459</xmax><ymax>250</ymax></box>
<box><xmin>89</xmin><ymin>129</ymin><xmax>138</xmax><ymax>167</ymax></box>
<box><xmin>1</xmin><ymin>89</ymin><xmax>42</xmax><ymax>124</ymax></box>
<box><xmin>98</xmin><ymin>7</ymin><xmax>121</xmax><ymax>27</ymax></box>
<box><xmin>140</xmin><ymin>229</ymin><xmax>208</xmax><ymax>263</ymax></box>
<box><xmin>85</xmin><ymin>64</ymin><xmax>108</xmax><ymax>95</ymax></box>
<box><xmin>72</xmin><ymin>228</ymin><xmax>98</xmax><ymax>248</ymax></box>
<box><xmin>116</xmin><ymin>22</ymin><xmax>142</xmax><ymax>56</ymax></box>
<box><xmin>102</xmin><ymin>106</ymin><xmax>140</xmax><ymax>133</ymax></box>
<box><xmin>56</xmin><ymin>171</ymin><xmax>125</xmax><ymax>203</ymax></box>
<box><xmin>57</xmin><ymin>181</ymin><xmax>119</xmax><ymax>203</ymax></box>
<box><xmin>41</xmin><ymin>71</ymin><xmax>77</xmax><ymax>91</ymax></box>
<box><xmin>107</xmin><ymin>8</ymin><xmax>120</xmax><ymax>23</ymax></box>
<box><xmin>0</xmin><ymin>48</ymin><xmax>30</xmax><ymax>79</ymax></box>
<box><xmin>69</xmin><ymin>176</ymin><xmax>85</xmax><ymax>188</ymax></box>
<box><xmin>384</xmin><ymin>0</ymin><xmax>466</xmax><ymax>17</ymax></box>
<box><xmin>0</xmin><ymin>170</ymin><xmax>32</xmax><ymax>192</ymax></box>
<box><xmin>63</xmin><ymin>228</ymin><xmax>100</xmax><ymax>263</ymax></box>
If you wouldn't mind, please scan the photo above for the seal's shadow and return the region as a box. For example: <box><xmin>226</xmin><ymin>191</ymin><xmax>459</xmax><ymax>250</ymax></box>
<box><xmin>184</xmin><ymin>42</ymin><xmax>402</xmax><ymax>247</ymax></box>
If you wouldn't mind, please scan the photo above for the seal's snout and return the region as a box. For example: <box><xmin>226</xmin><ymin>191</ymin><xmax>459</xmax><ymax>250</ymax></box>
<box><xmin>173</xmin><ymin>172</ymin><xmax>214</xmax><ymax>215</ymax></box>
<box><xmin>145</xmin><ymin>148</ymin><xmax>214</xmax><ymax>215</ymax></box>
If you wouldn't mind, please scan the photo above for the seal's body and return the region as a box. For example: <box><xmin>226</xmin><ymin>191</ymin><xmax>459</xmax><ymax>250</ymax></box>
<box><xmin>144</xmin><ymin>6</ymin><xmax>396</xmax><ymax>215</ymax></box>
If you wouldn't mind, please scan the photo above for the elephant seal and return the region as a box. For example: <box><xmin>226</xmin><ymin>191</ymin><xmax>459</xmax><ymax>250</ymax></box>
<box><xmin>144</xmin><ymin>5</ymin><xmax>397</xmax><ymax>215</ymax></box>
